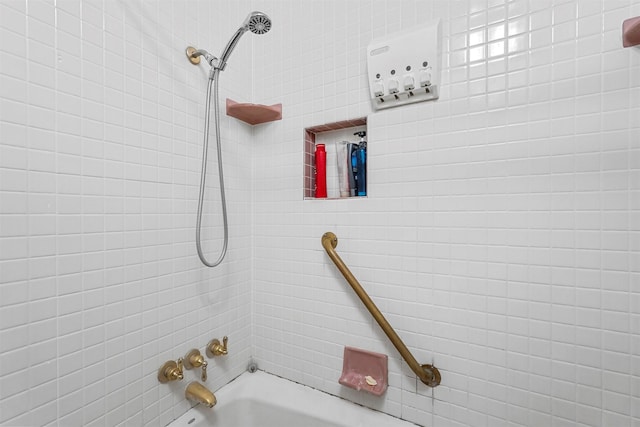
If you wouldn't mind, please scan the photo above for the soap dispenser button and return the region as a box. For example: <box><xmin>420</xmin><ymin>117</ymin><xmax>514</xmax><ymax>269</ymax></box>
<box><xmin>419</xmin><ymin>71</ymin><xmax>432</xmax><ymax>87</ymax></box>
<box><xmin>388</xmin><ymin>79</ymin><xmax>399</xmax><ymax>94</ymax></box>
<box><xmin>373</xmin><ymin>81</ymin><xmax>384</xmax><ymax>97</ymax></box>
<box><xmin>403</xmin><ymin>75</ymin><xmax>415</xmax><ymax>91</ymax></box>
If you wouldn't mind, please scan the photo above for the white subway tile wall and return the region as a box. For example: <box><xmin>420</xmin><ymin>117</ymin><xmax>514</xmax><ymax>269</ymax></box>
<box><xmin>1</xmin><ymin>1</ymin><xmax>254</xmax><ymax>426</ymax></box>
<box><xmin>251</xmin><ymin>0</ymin><xmax>639</xmax><ymax>427</ymax></box>
<box><xmin>1</xmin><ymin>0</ymin><xmax>639</xmax><ymax>426</ymax></box>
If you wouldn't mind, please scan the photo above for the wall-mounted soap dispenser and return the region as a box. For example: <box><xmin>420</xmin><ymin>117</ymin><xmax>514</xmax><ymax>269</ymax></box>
<box><xmin>367</xmin><ymin>19</ymin><xmax>441</xmax><ymax>110</ymax></box>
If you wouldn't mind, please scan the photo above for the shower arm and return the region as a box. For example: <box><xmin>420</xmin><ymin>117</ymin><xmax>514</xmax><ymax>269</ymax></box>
<box><xmin>186</xmin><ymin>47</ymin><xmax>219</xmax><ymax>68</ymax></box>
<box><xmin>321</xmin><ymin>232</ymin><xmax>441</xmax><ymax>388</ymax></box>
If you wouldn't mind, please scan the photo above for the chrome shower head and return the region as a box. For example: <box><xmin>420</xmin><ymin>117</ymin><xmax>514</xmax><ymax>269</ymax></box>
<box><xmin>218</xmin><ymin>11</ymin><xmax>272</xmax><ymax>71</ymax></box>
<box><xmin>243</xmin><ymin>11</ymin><xmax>271</xmax><ymax>35</ymax></box>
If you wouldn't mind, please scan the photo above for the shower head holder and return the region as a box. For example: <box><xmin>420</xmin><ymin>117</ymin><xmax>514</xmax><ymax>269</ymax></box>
<box><xmin>186</xmin><ymin>47</ymin><xmax>219</xmax><ymax>67</ymax></box>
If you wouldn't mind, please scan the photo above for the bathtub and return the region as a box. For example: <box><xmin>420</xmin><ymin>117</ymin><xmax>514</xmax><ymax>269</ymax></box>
<box><xmin>168</xmin><ymin>370</ymin><xmax>417</xmax><ymax>427</ymax></box>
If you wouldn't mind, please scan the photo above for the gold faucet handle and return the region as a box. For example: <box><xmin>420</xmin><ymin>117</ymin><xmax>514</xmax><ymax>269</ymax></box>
<box><xmin>184</xmin><ymin>349</ymin><xmax>204</xmax><ymax>368</ymax></box>
<box><xmin>201</xmin><ymin>360</ymin><xmax>208</xmax><ymax>382</ymax></box>
<box><xmin>207</xmin><ymin>336</ymin><xmax>229</xmax><ymax>357</ymax></box>
<box><xmin>184</xmin><ymin>349</ymin><xmax>209</xmax><ymax>381</ymax></box>
<box><xmin>158</xmin><ymin>358</ymin><xmax>184</xmax><ymax>383</ymax></box>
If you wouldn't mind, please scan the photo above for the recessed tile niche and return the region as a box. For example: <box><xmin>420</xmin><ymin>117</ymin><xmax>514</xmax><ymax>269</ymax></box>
<box><xmin>303</xmin><ymin>117</ymin><xmax>367</xmax><ymax>200</ymax></box>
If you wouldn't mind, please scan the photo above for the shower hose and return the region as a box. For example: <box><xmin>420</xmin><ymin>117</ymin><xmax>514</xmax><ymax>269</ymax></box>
<box><xmin>195</xmin><ymin>67</ymin><xmax>228</xmax><ymax>267</ymax></box>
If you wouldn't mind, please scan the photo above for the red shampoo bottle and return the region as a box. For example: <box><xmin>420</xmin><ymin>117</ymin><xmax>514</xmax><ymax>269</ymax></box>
<box><xmin>315</xmin><ymin>144</ymin><xmax>327</xmax><ymax>198</ymax></box>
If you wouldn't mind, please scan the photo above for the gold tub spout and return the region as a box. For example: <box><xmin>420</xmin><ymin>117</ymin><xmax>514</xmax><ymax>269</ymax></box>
<box><xmin>185</xmin><ymin>381</ymin><xmax>217</xmax><ymax>408</ymax></box>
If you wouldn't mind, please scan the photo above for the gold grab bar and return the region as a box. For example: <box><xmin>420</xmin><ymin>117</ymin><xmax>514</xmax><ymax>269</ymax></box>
<box><xmin>321</xmin><ymin>232</ymin><xmax>441</xmax><ymax>388</ymax></box>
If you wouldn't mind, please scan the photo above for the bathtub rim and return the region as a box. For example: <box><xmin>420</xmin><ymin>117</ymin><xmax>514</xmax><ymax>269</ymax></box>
<box><xmin>166</xmin><ymin>369</ymin><xmax>420</xmax><ymax>427</ymax></box>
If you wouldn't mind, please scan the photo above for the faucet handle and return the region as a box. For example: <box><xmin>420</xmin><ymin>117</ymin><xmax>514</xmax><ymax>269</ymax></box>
<box><xmin>201</xmin><ymin>361</ymin><xmax>208</xmax><ymax>381</ymax></box>
<box><xmin>207</xmin><ymin>336</ymin><xmax>228</xmax><ymax>357</ymax></box>
<box><xmin>184</xmin><ymin>349</ymin><xmax>208</xmax><ymax>381</ymax></box>
<box><xmin>184</xmin><ymin>349</ymin><xmax>204</xmax><ymax>369</ymax></box>
<box><xmin>158</xmin><ymin>358</ymin><xmax>184</xmax><ymax>383</ymax></box>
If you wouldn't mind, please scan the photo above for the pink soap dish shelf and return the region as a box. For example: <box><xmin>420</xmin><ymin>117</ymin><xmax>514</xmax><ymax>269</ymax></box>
<box><xmin>623</xmin><ymin>16</ymin><xmax>640</xmax><ymax>48</ymax></box>
<box><xmin>226</xmin><ymin>98</ymin><xmax>282</xmax><ymax>125</ymax></box>
<box><xmin>338</xmin><ymin>346</ymin><xmax>388</xmax><ymax>396</ymax></box>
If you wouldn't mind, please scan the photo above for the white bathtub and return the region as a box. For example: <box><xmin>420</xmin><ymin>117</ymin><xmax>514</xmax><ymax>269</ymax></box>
<box><xmin>168</xmin><ymin>370</ymin><xmax>417</xmax><ymax>427</ymax></box>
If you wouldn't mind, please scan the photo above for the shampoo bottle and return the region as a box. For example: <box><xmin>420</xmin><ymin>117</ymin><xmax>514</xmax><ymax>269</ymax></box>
<box><xmin>353</xmin><ymin>131</ymin><xmax>367</xmax><ymax>196</ymax></box>
<box><xmin>348</xmin><ymin>143</ymin><xmax>357</xmax><ymax>196</ymax></box>
<box><xmin>314</xmin><ymin>143</ymin><xmax>327</xmax><ymax>198</ymax></box>
<box><xmin>336</xmin><ymin>142</ymin><xmax>351</xmax><ymax>197</ymax></box>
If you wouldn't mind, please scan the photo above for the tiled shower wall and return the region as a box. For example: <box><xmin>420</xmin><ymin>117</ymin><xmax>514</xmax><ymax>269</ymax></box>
<box><xmin>1</xmin><ymin>0</ymin><xmax>639</xmax><ymax>426</ymax></box>
<box><xmin>251</xmin><ymin>0</ymin><xmax>639</xmax><ymax>426</ymax></box>
<box><xmin>0</xmin><ymin>1</ymin><xmax>255</xmax><ymax>425</ymax></box>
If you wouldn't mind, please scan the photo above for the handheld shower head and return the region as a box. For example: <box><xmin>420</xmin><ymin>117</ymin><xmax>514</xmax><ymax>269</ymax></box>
<box><xmin>217</xmin><ymin>11</ymin><xmax>272</xmax><ymax>70</ymax></box>
<box><xmin>244</xmin><ymin>11</ymin><xmax>272</xmax><ymax>35</ymax></box>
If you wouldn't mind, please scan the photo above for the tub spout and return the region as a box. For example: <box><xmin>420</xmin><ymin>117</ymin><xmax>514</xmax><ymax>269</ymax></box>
<box><xmin>185</xmin><ymin>381</ymin><xmax>217</xmax><ymax>408</ymax></box>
